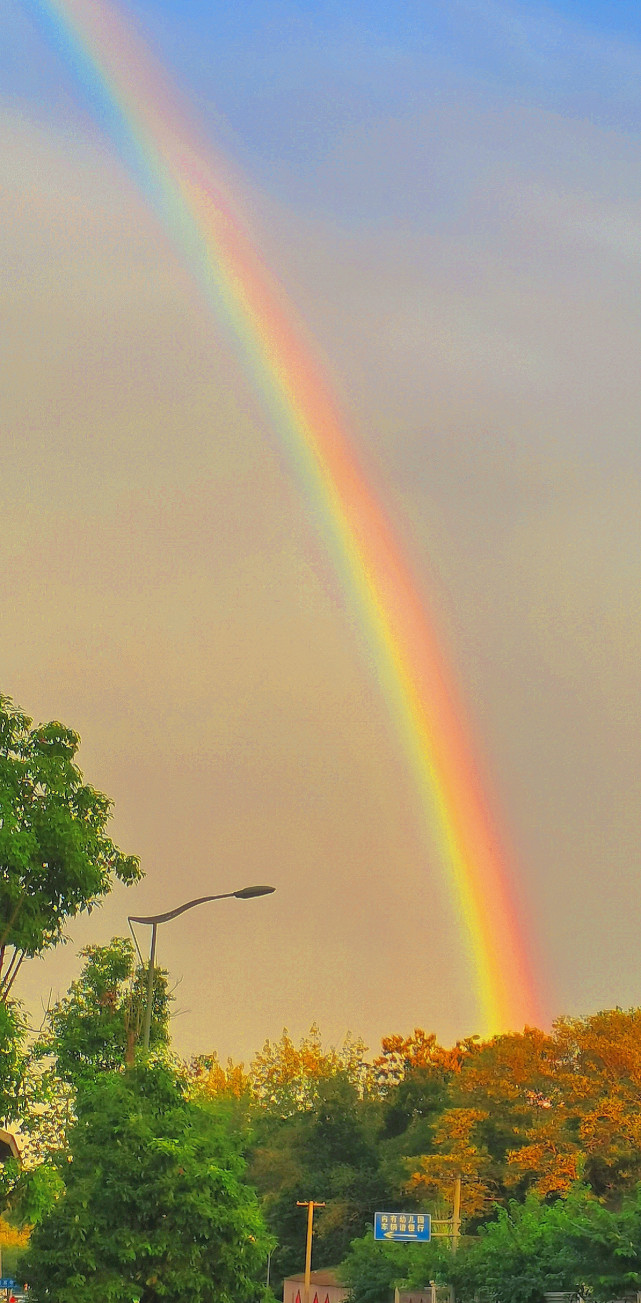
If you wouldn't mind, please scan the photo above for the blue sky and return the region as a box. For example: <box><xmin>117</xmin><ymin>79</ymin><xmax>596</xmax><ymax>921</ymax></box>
<box><xmin>9</xmin><ymin>0</ymin><xmax>641</xmax><ymax>193</ymax></box>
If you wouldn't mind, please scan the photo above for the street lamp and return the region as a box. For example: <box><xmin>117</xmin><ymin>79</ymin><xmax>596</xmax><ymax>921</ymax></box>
<box><xmin>128</xmin><ymin>884</ymin><xmax>275</xmax><ymax>1051</ymax></box>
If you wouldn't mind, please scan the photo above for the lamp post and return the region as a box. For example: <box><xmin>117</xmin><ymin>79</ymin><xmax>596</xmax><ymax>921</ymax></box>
<box><xmin>129</xmin><ymin>884</ymin><xmax>275</xmax><ymax>1051</ymax></box>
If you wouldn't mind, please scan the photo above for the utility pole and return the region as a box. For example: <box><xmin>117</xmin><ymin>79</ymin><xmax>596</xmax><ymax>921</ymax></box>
<box><xmin>296</xmin><ymin>1200</ymin><xmax>326</xmax><ymax>1303</ymax></box>
<box><xmin>451</xmin><ymin>1176</ymin><xmax>461</xmax><ymax>1253</ymax></box>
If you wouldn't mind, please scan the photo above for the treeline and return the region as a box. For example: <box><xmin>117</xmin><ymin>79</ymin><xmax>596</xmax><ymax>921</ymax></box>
<box><xmin>193</xmin><ymin>1009</ymin><xmax>641</xmax><ymax>1294</ymax></box>
<box><xmin>8</xmin><ymin>940</ymin><xmax>641</xmax><ymax>1301</ymax></box>
<box><xmin>3</xmin><ymin>694</ymin><xmax>641</xmax><ymax>1301</ymax></box>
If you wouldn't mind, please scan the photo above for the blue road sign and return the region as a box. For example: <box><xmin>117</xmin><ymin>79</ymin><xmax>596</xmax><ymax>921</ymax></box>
<box><xmin>374</xmin><ymin>1212</ymin><xmax>431</xmax><ymax>1242</ymax></box>
<box><xmin>0</xmin><ymin>1279</ymin><xmax>16</xmax><ymax>1288</ymax></box>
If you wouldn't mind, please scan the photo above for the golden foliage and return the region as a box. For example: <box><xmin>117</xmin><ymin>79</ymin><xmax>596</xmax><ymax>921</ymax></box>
<box><xmin>0</xmin><ymin>1216</ymin><xmax>30</xmax><ymax>1248</ymax></box>
<box><xmin>407</xmin><ymin>1107</ymin><xmax>494</xmax><ymax>1218</ymax></box>
<box><xmin>506</xmin><ymin>1116</ymin><xmax>582</xmax><ymax>1197</ymax></box>
<box><xmin>373</xmin><ymin>1028</ymin><xmax>465</xmax><ymax>1089</ymax></box>
<box><xmin>196</xmin><ymin>1008</ymin><xmax>641</xmax><ymax>1217</ymax></box>
<box><xmin>192</xmin><ymin>1051</ymin><xmax>251</xmax><ymax>1101</ymax></box>
<box><xmin>250</xmin><ymin>1024</ymin><xmax>370</xmax><ymax>1107</ymax></box>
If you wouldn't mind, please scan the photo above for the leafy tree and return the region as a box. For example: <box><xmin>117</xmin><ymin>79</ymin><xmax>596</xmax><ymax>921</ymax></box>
<box><xmin>549</xmin><ymin>1009</ymin><xmax>641</xmax><ymax>1199</ymax></box>
<box><xmin>0</xmin><ymin>695</ymin><xmax>141</xmax><ymax>1001</ymax></box>
<box><xmin>192</xmin><ymin>1050</ymin><xmax>252</xmax><ymax>1102</ymax></box>
<box><xmin>557</xmin><ymin>1182</ymin><xmax>641</xmax><ymax>1300</ymax></box>
<box><xmin>251</xmin><ymin>1025</ymin><xmax>371</xmax><ymax>1115</ymax></box>
<box><xmin>21</xmin><ymin>1063</ymin><xmax>272</xmax><ymax>1303</ymax></box>
<box><xmin>432</xmin><ymin>1197</ymin><xmax>575</xmax><ymax>1303</ymax></box>
<box><xmin>374</xmin><ymin>1030</ymin><xmax>461</xmax><ymax>1202</ymax></box>
<box><xmin>7</xmin><ymin>1162</ymin><xmax>65</xmax><ymax>1228</ymax></box>
<box><xmin>407</xmin><ymin>1108</ymin><xmax>494</xmax><ymax>1220</ymax></box>
<box><xmin>9</xmin><ymin>938</ymin><xmax>172</xmax><ymax>1228</ymax></box>
<box><xmin>372</xmin><ymin>1030</ymin><xmax>466</xmax><ymax>1094</ymax></box>
<box><xmin>38</xmin><ymin>937</ymin><xmax>170</xmax><ymax>1084</ymax></box>
<box><xmin>0</xmin><ymin>999</ymin><xmax>27</xmax><ymax>1123</ymax></box>
<box><xmin>340</xmin><ymin>1229</ymin><xmax>447</xmax><ymax>1303</ymax></box>
<box><xmin>251</xmin><ymin>1068</ymin><xmax>390</xmax><ymax>1286</ymax></box>
<box><xmin>194</xmin><ymin>1009</ymin><xmax>641</xmax><ymax>1297</ymax></box>
<box><xmin>398</xmin><ymin>1186</ymin><xmax>641</xmax><ymax>1303</ymax></box>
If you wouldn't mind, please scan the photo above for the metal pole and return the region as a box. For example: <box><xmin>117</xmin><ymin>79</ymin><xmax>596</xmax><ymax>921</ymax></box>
<box><xmin>452</xmin><ymin>1176</ymin><xmax>461</xmax><ymax>1253</ymax></box>
<box><xmin>142</xmin><ymin>921</ymin><xmax>157</xmax><ymax>1052</ymax></box>
<box><xmin>131</xmin><ymin>886</ymin><xmax>275</xmax><ymax>1055</ymax></box>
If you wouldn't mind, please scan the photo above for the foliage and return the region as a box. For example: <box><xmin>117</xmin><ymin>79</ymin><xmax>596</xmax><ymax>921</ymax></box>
<box><xmin>38</xmin><ymin>937</ymin><xmax>170</xmax><ymax>1085</ymax></box>
<box><xmin>6</xmin><ymin>1162</ymin><xmax>65</xmax><ymax>1227</ymax></box>
<box><xmin>0</xmin><ymin>695</ymin><xmax>141</xmax><ymax>1002</ymax></box>
<box><xmin>212</xmin><ymin>1029</ymin><xmax>387</xmax><ymax>1288</ymax></box>
<box><xmin>407</xmin><ymin>1108</ymin><xmax>493</xmax><ymax>1219</ymax></box>
<box><xmin>254</xmin><ymin>1070</ymin><xmax>390</xmax><ymax>1283</ymax></box>
<box><xmin>192</xmin><ymin>1010</ymin><xmax>641</xmax><ymax>1292</ymax></box>
<box><xmin>341</xmin><ymin>1187</ymin><xmax>641</xmax><ymax>1303</ymax></box>
<box><xmin>0</xmin><ymin>1214</ymin><xmax>30</xmax><ymax>1252</ymax></box>
<box><xmin>0</xmin><ymin>999</ymin><xmax>27</xmax><ymax>1124</ymax></box>
<box><xmin>251</xmin><ymin>1025</ymin><xmax>372</xmax><ymax>1113</ymax></box>
<box><xmin>16</xmin><ymin>943</ymin><xmax>641</xmax><ymax>1302</ymax></box>
<box><xmin>427</xmin><ymin>1188</ymin><xmax>641</xmax><ymax>1303</ymax></box>
<box><xmin>20</xmin><ymin>1063</ymin><xmax>272</xmax><ymax>1303</ymax></box>
<box><xmin>340</xmin><ymin>1229</ymin><xmax>450</xmax><ymax>1303</ymax></box>
<box><xmin>192</xmin><ymin>1049</ymin><xmax>252</xmax><ymax>1102</ymax></box>
<box><xmin>372</xmin><ymin>1030</ymin><xmax>467</xmax><ymax>1093</ymax></box>
<box><xmin>10</xmin><ymin>940</ymin><xmax>172</xmax><ymax>1231</ymax></box>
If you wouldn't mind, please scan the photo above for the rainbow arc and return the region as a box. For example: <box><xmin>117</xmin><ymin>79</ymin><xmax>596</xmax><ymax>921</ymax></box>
<box><xmin>36</xmin><ymin>0</ymin><xmax>543</xmax><ymax>1034</ymax></box>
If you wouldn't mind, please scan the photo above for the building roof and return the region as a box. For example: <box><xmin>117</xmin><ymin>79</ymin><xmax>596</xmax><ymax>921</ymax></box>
<box><xmin>286</xmin><ymin>1271</ymin><xmax>343</xmax><ymax>1288</ymax></box>
<box><xmin>0</xmin><ymin>1130</ymin><xmax>21</xmax><ymax>1163</ymax></box>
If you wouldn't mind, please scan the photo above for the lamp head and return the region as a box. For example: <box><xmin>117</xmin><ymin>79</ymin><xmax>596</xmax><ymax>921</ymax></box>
<box><xmin>233</xmin><ymin>885</ymin><xmax>276</xmax><ymax>899</ymax></box>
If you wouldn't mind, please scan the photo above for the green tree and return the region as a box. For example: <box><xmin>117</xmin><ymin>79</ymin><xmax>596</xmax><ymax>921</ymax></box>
<box><xmin>251</xmin><ymin>1071</ymin><xmax>390</xmax><ymax>1285</ymax></box>
<box><xmin>341</xmin><ymin>1230</ymin><xmax>450</xmax><ymax>1303</ymax></box>
<box><xmin>0</xmin><ymin>695</ymin><xmax>141</xmax><ymax>1001</ymax></box>
<box><xmin>540</xmin><ymin>1183</ymin><xmax>641</xmax><ymax>1301</ymax></box>
<box><xmin>21</xmin><ymin>1064</ymin><xmax>272</xmax><ymax>1303</ymax></box>
<box><xmin>399</xmin><ymin>1187</ymin><xmax>641</xmax><ymax>1303</ymax></box>
<box><xmin>9</xmin><ymin>940</ymin><xmax>172</xmax><ymax>1231</ymax></box>
<box><xmin>38</xmin><ymin>937</ymin><xmax>170</xmax><ymax>1084</ymax></box>
<box><xmin>0</xmin><ymin>999</ymin><xmax>27</xmax><ymax>1123</ymax></box>
<box><xmin>427</xmin><ymin>1197</ymin><xmax>574</xmax><ymax>1303</ymax></box>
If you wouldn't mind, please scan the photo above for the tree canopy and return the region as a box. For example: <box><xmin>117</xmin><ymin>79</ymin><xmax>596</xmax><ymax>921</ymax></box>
<box><xmin>39</xmin><ymin>936</ymin><xmax>170</xmax><ymax>1083</ymax></box>
<box><xmin>0</xmin><ymin>695</ymin><xmax>141</xmax><ymax>1000</ymax></box>
<box><xmin>21</xmin><ymin>1064</ymin><xmax>272</xmax><ymax>1303</ymax></box>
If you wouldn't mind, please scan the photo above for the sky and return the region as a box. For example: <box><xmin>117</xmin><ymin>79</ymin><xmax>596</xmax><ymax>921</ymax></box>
<box><xmin>2</xmin><ymin>0</ymin><xmax>641</xmax><ymax>1061</ymax></box>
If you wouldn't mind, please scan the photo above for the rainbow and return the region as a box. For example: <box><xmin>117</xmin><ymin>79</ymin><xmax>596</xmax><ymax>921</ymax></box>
<box><xmin>34</xmin><ymin>0</ymin><xmax>543</xmax><ymax>1034</ymax></box>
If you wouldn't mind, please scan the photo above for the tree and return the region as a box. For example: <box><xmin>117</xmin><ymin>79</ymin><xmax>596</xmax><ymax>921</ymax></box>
<box><xmin>407</xmin><ymin>1108</ymin><xmax>494</xmax><ymax>1220</ymax></box>
<box><xmin>340</xmin><ymin>1229</ymin><xmax>447</xmax><ymax>1303</ymax></box>
<box><xmin>10</xmin><ymin>938</ymin><xmax>172</xmax><ymax>1214</ymax></box>
<box><xmin>250</xmin><ymin>1069</ymin><xmax>390</xmax><ymax>1284</ymax></box>
<box><xmin>0</xmin><ymin>695</ymin><xmax>141</xmax><ymax>1000</ymax></box>
<box><xmin>251</xmin><ymin>1025</ymin><xmax>371</xmax><ymax>1115</ymax></box>
<box><xmin>550</xmin><ymin>1009</ymin><xmax>641</xmax><ymax>1199</ymax></box>
<box><xmin>38</xmin><ymin>937</ymin><xmax>170</xmax><ymax>1084</ymax></box>
<box><xmin>398</xmin><ymin>1186</ymin><xmax>641</xmax><ymax>1303</ymax></box>
<box><xmin>21</xmin><ymin>1063</ymin><xmax>272</xmax><ymax>1303</ymax></box>
<box><xmin>222</xmin><ymin>1028</ymin><xmax>388</xmax><ymax>1288</ymax></box>
<box><xmin>0</xmin><ymin>999</ymin><xmax>27</xmax><ymax>1124</ymax></box>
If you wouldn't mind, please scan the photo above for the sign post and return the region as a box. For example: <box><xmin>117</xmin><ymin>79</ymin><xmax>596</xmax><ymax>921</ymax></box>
<box><xmin>374</xmin><ymin>1212</ymin><xmax>431</xmax><ymax>1242</ymax></box>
